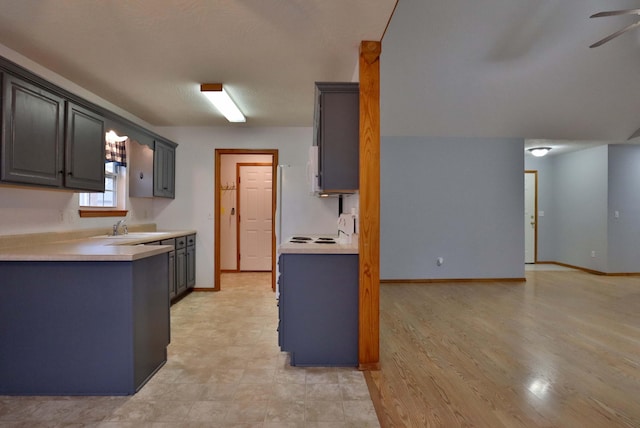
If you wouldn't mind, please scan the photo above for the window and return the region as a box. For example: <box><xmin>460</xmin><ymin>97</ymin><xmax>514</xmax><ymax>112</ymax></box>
<box><xmin>79</xmin><ymin>162</ymin><xmax>121</xmax><ymax>208</ymax></box>
<box><xmin>78</xmin><ymin>130</ymin><xmax>129</xmax><ymax>217</ymax></box>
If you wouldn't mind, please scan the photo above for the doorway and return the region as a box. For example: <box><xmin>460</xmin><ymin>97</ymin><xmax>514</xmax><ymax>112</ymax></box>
<box><xmin>237</xmin><ymin>163</ymin><xmax>273</xmax><ymax>271</ymax></box>
<box><xmin>524</xmin><ymin>170</ymin><xmax>538</xmax><ymax>264</ymax></box>
<box><xmin>215</xmin><ymin>149</ymin><xmax>278</xmax><ymax>291</ymax></box>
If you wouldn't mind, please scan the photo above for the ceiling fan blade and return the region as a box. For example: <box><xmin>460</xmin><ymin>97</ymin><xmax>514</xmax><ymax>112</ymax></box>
<box><xmin>590</xmin><ymin>9</ymin><xmax>640</xmax><ymax>18</ymax></box>
<box><xmin>590</xmin><ymin>20</ymin><xmax>640</xmax><ymax>48</ymax></box>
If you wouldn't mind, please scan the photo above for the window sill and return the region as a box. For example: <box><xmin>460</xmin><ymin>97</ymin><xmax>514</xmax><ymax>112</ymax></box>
<box><xmin>78</xmin><ymin>210</ymin><xmax>128</xmax><ymax>218</ymax></box>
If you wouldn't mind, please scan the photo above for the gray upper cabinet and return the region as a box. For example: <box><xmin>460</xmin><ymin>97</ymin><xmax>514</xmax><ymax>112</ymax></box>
<box><xmin>130</xmin><ymin>137</ymin><xmax>178</xmax><ymax>199</ymax></box>
<box><xmin>1</xmin><ymin>73</ymin><xmax>105</xmax><ymax>191</ymax></box>
<box><xmin>128</xmin><ymin>138</ymin><xmax>154</xmax><ymax>198</ymax></box>
<box><xmin>1</xmin><ymin>56</ymin><xmax>179</xmax><ymax>195</ymax></box>
<box><xmin>153</xmin><ymin>139</ymin><xmax>175</xmax><ymax>198</ymax></box>
<box><xmin>313</xmin><ymin>82</ymin><xmax>359</xmax><ymax>194</ymax></box>
<box><xmin>130</xmin><ymin>137</ymin><xmax>178</xmax><ymax>200</ymax></box>
<box><xmin>64</xmin><ymin>102</ymin><xmax>105</xmax><ymax>191</ymax></box>
<box><xmin>1</xmin><ymin>73</ymin><xmax>65</xmax><ymax>187</ymax></box>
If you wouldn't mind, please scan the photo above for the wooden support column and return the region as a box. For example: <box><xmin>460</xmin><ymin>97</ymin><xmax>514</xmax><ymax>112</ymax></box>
<box><xmin>358</xmin><ymin>40</ymin><xmax>381</xmax><ymax>370</ymax></box>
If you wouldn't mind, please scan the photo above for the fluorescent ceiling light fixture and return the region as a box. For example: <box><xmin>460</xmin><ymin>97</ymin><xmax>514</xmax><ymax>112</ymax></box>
<box><xmin>200</xmin><ymin>83</ymin><xmax>246</xmax><ymax>122</ymax></box>
<box><xmin>528</xmin><ymin>147</ymin><xmax>552</xmax><ymax>157</ymax></box>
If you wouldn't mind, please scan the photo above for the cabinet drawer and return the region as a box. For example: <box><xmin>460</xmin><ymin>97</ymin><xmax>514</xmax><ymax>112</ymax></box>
<box><xmin>175</xmin><ymin>236</ymin><xmax>186</xmax><ymax>249</ymax></box>
<box><xmin>160</xmin><ymin>238</ymin><xmax>176</xmax><ymax>248</ymax></box>
<box><xmin>186</xmin><ymin>234</ymin><xmax>196</xmax><ymax>247</ymax></box>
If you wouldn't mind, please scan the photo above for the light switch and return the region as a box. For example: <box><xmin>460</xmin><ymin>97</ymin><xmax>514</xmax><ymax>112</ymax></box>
<box><xmin>614</xmin><ymin>211</ymin><xmax>620</xmax><ymax>218</ymax></box>
<box><xmin>538</xmin><ymin>211</ymin><xmax>544</xmax><ymax>217</ymax></box>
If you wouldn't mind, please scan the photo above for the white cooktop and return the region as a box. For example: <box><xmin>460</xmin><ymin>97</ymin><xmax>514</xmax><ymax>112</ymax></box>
<box><xmin>279</xmin><ymin>235</ymin><xmax>358</xmax><ymax>255</ymax></box>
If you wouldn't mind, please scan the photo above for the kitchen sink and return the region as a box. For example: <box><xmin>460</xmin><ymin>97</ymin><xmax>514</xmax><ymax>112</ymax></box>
<box><xmin>96</xmin><ymin>232</ymin><xmax>169</xmax><ymax>239</ymax></box>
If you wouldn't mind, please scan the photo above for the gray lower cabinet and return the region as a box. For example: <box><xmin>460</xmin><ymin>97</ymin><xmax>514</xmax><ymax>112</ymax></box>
<box><xmin>160</xmin><ymin>238</ymin><xmax>178</xmax><ymax>299</ymax></box>
<box><xmin>278</xmin><ymin>253</ymin><xmax>359</xmax><ymax>366</ymax></box>
<box><xmin>153</xmin><ymin>139</ymin><xmax>176</xmax><ymax>198</ymax></box>
<box><xmin>176</xmin><ymin>248</ymin><xmax>187</xmax><ymax>295</ymax></box>
<box><xmin>0</xmin><ymin>254</ymin><xmax>170</xmax><ymax>395</ymax></box>
<box><xmin>186</xmin><ymin>234</ymin><xmax>196</xmax><ymax>288</ymax></box>
<box><xmin>175</xmin><ymin>235</ymin><xmax>187</xmax><ymax>295</ymax></box>
<box><xmin>158</xmin><ymin>235</ymin><xmax>194</xmax><ymax>302</ymax></box>
<box><xmin>168</xmin><ymin>249</ymin><xmax>176</xmax><ymax>299</ymax></box>
<box><xmin>1</xmin><ymin>73</ymin><xmax>106</xmax><ymax>191</ymax></box>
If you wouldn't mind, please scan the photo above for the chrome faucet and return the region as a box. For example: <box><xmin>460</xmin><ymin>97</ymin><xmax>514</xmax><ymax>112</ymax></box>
<box><xmin>112</xmin><ymin>219</ymin><xmax>127</xmax><ymax>236</ymax></box>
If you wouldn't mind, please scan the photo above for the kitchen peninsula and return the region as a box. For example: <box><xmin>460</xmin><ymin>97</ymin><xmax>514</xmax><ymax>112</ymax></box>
<box><xmin>0</xmin><ymin>230</ymin><xmax>192</xmax><ymax>395</ymax></box>
<box><xmin>278</xmin><ymin>235</ymin><xmax>359</xmax><ymax>366</ymax></box>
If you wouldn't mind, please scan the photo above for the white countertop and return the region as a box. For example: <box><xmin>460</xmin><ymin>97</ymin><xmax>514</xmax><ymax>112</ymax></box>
<box><xmin>279</xmin><ymin>235</ymin><xmax>359</xmax><ymax>255</ymax></box>
<box><xmin>0</xmin><ymin>230</ymin><xmax>196</xmax><ymax>262</ymax></box>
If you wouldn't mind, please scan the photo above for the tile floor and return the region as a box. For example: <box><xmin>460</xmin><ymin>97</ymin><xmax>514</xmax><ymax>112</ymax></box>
<box><xmin>0</xmin><ymin>272</ymin><xmax>379</xmax><ymax>427</ymax></box>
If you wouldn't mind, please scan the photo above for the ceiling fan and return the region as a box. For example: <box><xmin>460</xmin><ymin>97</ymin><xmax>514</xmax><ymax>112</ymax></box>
<box><xmin>589</xmin><ymin>8</ymin><xmax>640</xmax><ymax>48</ymax></box>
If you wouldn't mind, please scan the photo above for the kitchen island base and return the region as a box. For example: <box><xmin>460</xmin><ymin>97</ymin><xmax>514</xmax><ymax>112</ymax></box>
<box><xmin>0</xmin><ymin>253</ymin><xmax>169</xmax><ymax>395</ymax></box>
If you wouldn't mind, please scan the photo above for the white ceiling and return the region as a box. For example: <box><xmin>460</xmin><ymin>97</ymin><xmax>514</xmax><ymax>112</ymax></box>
<box><xmin>0</xmin><ymin>0</ymin><xmax>396</xmax><ymax>127</ymax></box>
<box><xmin>381</xmin><ymin>0</ymin><xmax>640</xmax><ymax>142</ymax></box>
<box><xmin>0</xmin><ymin>0</ymin><xmax>639</xmax><ymax>144</ymax></box>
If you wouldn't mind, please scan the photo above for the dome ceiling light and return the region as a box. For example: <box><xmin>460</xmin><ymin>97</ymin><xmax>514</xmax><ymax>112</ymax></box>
<box><xmin>528</xmin><ymin>147</ymin><xmax>552</xmax><ymax>157</ymax></box>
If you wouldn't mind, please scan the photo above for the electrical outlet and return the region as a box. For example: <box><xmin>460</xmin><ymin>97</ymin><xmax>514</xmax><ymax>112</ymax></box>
<box><xmin>591</xmin><ymin>251</ymin><xmax>596</xmax><ymax>258</ymax></box>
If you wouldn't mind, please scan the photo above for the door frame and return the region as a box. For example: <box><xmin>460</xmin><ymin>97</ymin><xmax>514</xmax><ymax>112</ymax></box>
<box><xmin>236</xmin><ymin>162</ymin><xmax>273</xmax><ymax>272</ymax></box>
<box><xmin>525</xmin><ymin>170</ymin><xmax>538</xmax><ymax>263</ymax></box>
<box><xmin>214</xmin><ymin>149</ymin><xmax>278</xmax><ymax>291</ymax></box>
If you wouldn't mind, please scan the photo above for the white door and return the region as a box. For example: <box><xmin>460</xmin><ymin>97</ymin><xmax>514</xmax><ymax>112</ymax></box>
<box><xmin>239</xmin><ymin>165</ymin><xmax>272</xmax><ymax>271</ymax></box>
<box><xmin>524</xmin><ymin>172</ymin><xmax>536</xmax><ymax>264</ymax></box>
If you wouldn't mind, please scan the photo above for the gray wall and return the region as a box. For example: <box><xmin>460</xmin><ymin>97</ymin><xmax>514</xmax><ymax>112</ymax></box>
<box><xmin>607</xmin><ymin>144</ymin><xmax>640</xmax><ymax>272</ymax></box>
<box><xmin>152</xmin><ymin>126</ymin><xmax>340</xmax><ymax>287</ymax></box>
<box><xmin>553</xmin><ymin>146</ymin><xmax>609</xmax><ymax>271</ymax></box>
<box><xmin>380</xmin><ymin>137</ymin><xmax>524</xmax><ymax>280</ymax></box>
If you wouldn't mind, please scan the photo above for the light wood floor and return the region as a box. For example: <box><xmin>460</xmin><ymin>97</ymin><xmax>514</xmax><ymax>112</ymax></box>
<box><xmin>365</xmin><ymin>271</ymin><xmax>640</xmax><ymax>427</ymax></box>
